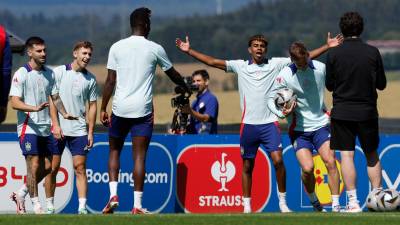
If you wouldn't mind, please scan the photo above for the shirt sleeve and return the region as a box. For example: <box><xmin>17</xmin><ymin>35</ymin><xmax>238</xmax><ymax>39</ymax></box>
<box><xmin>325</xmin><ymin>52</ymin><xmax>334</xmax><ymax>92</ymax></box>
<box><xmin>9</xmin><ymin>69</ymin><xmax>25</xmax><ymax>98</ymax></box>
<box><xmin>88</xmin><ymin>77</ymin><xmax>98</xmax><ymax>102</ymax></box>
<box><xmin>0</xmin><ymin>35</ymin><xmax>12</xmax><ymax>106</ymax></box>
<box><xmin>272</xmin><ymin>57</ymin><xmax>292</xmax><ymax>73</ymax></box>
<box><xmin>106</xmin><ymin>44</ymin><xmax>117</xmax><ymax>71</ymax></box>
<box><xmin>204</xmin><ymin>95</ymin><xmax>219</xmax><ymax>121</ymax></box>
<box><xmin>375</xmin><ymin>49</ymin><xmax>386</xmax><ymax>91</ymax></box>
<box><xmin>50</xmin><ymin>70</ymin><xmax>58</xmax><ymax>96</ymax></box>
<box><xmin>155</xmin><ymin>45</ymin><xmax>173</xmax><ymax>71</ymax></box>
<box><xmin>225</xmin><ymin>60</ymin><xmax>243</xmax><ymax>74</ymax></box>
<box><xmin>267</xmin><ymin>69</ymin><xmax>288</xmax><ymax>118</ymax></box>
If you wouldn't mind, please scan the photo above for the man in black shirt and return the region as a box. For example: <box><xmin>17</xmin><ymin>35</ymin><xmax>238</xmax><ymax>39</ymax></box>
<box><xmin>326</xmin><ymin>12</ymin><xmax>386</xmax><ymax>213</ymax></box>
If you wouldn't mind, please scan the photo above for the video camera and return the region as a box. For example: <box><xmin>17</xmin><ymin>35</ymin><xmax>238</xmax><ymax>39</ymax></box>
<box><xmin>170</xmin><ymin>76</ymin><xmax>199</xmax><ymax>134</ymax></box>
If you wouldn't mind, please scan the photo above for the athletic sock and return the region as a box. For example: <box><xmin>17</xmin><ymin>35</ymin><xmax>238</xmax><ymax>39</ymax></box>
<box><xmin>134</xmin><ymin>191</ymin><xmax>143</xmax><ymax>209</ymax></box>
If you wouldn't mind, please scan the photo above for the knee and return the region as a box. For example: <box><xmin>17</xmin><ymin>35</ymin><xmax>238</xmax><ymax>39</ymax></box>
<box><xmin>325</xmin><ymin>158</ymin><xmax>337</xmax><ymax>172</ymax></box>
<box><xmin>272</xmin><ymin>157</ymin><xmax>284</xmax><ymax>169</ymax></box>
<box><xmin>74</xmin><ymin>164</ymin><xmax>86</xmax><ymax>177</ymax></box>
<box><xmin>242</xmin><ymin>164</ymin><xmax>253</xmax><ymax>175</ymax></box>
<box><xmin>302</xmin><ymin>165</ymin><xmax>314</xmax><ymax>176</ymax></box>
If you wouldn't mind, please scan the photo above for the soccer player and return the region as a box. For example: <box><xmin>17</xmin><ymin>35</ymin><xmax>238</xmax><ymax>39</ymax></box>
<box><xmin>43</xmin><ymin>41</ymin><xmax>98</xmax><ymax>214</ymax></box>
<box><xmin>268</xmin><ymin>42</ymin><xmax>341</xmax><ymax>212</ymax></box>
<box><xmin>9</xmin><ymin>36</ymin><xmax>77</xmax><ymax>214</ymax></box>
<box><xmin>176</xmin><ymin>33</ymin><xmax>342</xmax><ymax>213</ymax></box>
<box><xmin>326</xmin><ymin>12</ymin><xmax>387</xmax><ymax>213</ymax></box>
<box><xmin>100</xmin><ymin>7</ymin><xmax>190</xmax><ymax>214</ymax></box>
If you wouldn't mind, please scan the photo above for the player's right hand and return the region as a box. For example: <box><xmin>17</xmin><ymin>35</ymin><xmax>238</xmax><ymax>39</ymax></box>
<box><xmin>282</xmin><ymin>101</ymin><xmax>296</xmax><ymax>116</ymax></box>
<box><xmin>100</xmin><ymin>110</ymin><xmax>111</xmax><ymax>127</ymax></box>
<box><xmin>35</xmin><ymin>102</ymin><xmax>49</xmax><ymax>112</ymax></box>
<box><xmin>52</xmin><ymin>125</ymin><xmax>64</xmax><ymax>140</ymax></box>
<box><xmin>176</xmin><ymin>36</ymin><xmax>190</xmax><ymax>53</ymax></box>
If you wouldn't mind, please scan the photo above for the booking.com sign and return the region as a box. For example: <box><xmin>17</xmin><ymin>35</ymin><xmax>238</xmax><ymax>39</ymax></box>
<box><xmin>85</xmin><ymin>141</ymin><xmax>174</xmax><ymax>213</ymax></box>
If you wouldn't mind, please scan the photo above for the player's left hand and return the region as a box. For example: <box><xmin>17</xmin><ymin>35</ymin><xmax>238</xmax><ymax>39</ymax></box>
<box><xmin>63</xmin><ymin>113</ymin><xmax>78</xmax><ymax>120</ymax></box>
<box><xmin>327</xmin><ymin>32</ymin><xmax>344</xmax><ymax>48</ymax></box>
<box><xmin>86</xmin><ymin>133</ymin><xmax>94</xmax><ymax>151</ymax></box>
<box><xmin>176</xmin><ymin>36</ymin><xmax>191</xmax><ymax>53</ymax></box>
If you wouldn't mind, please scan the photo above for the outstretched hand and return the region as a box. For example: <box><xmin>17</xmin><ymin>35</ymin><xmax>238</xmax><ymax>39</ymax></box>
<box><xmin>327</xmin><ymin>32</ymin><xmax>344</xmax><ymax>48</ymax></box>
<box><xmin>176</xmin><ymin>36</ymin><xmax>190</xmax><ymax>53</ymax></box>
<box><xmin>35</xmin><ymin>102</ymin><xmax>49</xmax><ymax>112</ymax></box>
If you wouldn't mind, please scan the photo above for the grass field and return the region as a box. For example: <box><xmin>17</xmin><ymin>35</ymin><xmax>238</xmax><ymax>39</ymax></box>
<box><xmin>0</xmin><ymin>213</ymin><xmax>399</xmax><ymax>225</ymax></box>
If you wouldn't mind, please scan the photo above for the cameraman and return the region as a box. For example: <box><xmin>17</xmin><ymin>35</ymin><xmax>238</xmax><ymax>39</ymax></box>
<box><xmin>182</xmin><ymin>69</ymin><xmax>219</xmax><ymax>134</ymax></box>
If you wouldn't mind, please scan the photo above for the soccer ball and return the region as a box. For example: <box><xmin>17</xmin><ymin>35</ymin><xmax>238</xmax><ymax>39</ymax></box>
<box><xmin>376</xmin><ymin>189</ymin><xmax>400</xmax><ymax>211</ymax></box>
<box><xmin>274</xmin><ymin>88</ymin><xmax>297</xmax><ymax>111</ymax></box>
<box><xmin>366</xmin><ymin>189</ymin><xmax>383</xmax><ymax>211</ymax></box>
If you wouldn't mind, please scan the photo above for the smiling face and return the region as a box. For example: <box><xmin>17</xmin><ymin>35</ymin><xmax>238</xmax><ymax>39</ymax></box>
<box><xmin>73</xmin><ymin>47</ymin><xmax>92</xmax><ymax>69</ymax></box>
<box><xmin>248</xmin><ymin>40</ymin><xmax>267</xmax><ymax>64</ymax></box>
<box><xmin>192</xmin><ymin>73</ymin><xmax>208</xmax><ymax>94</ymax></box>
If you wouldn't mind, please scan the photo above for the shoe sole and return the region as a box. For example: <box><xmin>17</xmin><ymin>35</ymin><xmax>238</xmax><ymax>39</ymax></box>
<box><xmin>102</xmin><ymin>202</ymin><xmax>119</xmax><ymax>214</ymax></box>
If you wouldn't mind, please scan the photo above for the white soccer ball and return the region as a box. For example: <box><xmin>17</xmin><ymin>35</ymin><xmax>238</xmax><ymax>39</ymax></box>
<box><xmin>376</xmin><ymin>189</ymin><xmax>400</xmax><ymax>211</ymax></box>
<box><xmin>366</xmin><ymin>189</ymin><xmax>383</xmax><ymax>211</ymax></box>
<box><xmin>274</xmin><ymin>88</ymin><xmax>297</xmax><ymax>111</ymax></box>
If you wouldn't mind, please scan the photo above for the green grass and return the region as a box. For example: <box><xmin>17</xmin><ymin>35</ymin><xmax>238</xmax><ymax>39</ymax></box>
<box><xmin>0</xmin><ymin>213</ymin><xmax>399</xmax><ymax>225</ymax></box>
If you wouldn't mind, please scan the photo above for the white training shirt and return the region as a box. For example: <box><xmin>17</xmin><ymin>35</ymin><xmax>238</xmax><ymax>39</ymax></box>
<box><xmin>9</xmin><ymin>64</ymin><xmax>58</xmax><ymax>137</ymax></box>
<box><xmin>53</xmin><ymin>64</ymin><xmax>98</xmax><ymax>136</ymax></box>
<box><xmin>107</xmin><ymin>35</ymin><xmax>173</xmax><ymax>118</ymax></box>
<box><xmin>226</xmin><ymin>58</ymin><xmax>291</xmax><ymax>124</ymax></box>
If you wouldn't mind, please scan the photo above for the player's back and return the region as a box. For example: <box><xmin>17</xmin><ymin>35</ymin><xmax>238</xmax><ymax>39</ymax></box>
<box><xmin>107</xmin><ymin>36</ymin><xmax>172</xmax><ymax>118</ymax></box>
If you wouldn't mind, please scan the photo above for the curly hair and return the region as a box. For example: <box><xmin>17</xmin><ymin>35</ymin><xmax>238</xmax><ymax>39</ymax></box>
<box><xmin>339</xmin><ymin>12</ymin><xmax>364</xmax><ymax>37</ymax></box>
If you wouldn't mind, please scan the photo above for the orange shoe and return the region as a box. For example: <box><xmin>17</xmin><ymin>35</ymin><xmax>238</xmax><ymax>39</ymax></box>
<box><xmin>102</xmin><ymin>196</ymin><xmax>119</xmax><ymax>214</ymax></box>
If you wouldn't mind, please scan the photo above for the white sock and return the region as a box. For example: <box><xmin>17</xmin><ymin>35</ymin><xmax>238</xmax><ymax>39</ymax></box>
<box><xmin>331</xmin><ymin>195</ymin><xmax>340</xmax><ymax>207</ymax></box>
<box><xmin>346</xmin><ymin>189</ymin><xmax>358</xmax><ymax>204</ymax></box>
<box><xmin>17</xmin><ymin>184</ymin><xmax>28</xmax><ymax>198</ymax></box>
<box><xmin>134</xmin><ymin>191</ymin><xmax>143</xmax><ymax>209</ymax></box>
<box><xmin>78</xmin><ymin>198</ymin><xmax>87</xmax><ymax>209</ymax></box>
<box><xmin>46</xmin><ymin>197</ymin><xmax>54</xmax><ymax>209</ymax></box>
<box><xmin>31</xmin><ymin>197</ymin><xmax>40</xmax><ymax>207</ymax></box>
<box><xmin>372</xmin><ymin>187</ymin><xmax>383</xmax><ymax>192</ymax></box>
<box><xmin>307</xmin><ymin>192</ymin><xmax>318</xmax><ymax>203</ymax></box>
<box><xmin>109</xmin><ymin>181</ymin><xmax>118</xmax><ymax>198</ymax></box>
<box><xmin>278</xmin><ymin>192</ymin><xmax>287</xmax><ymax>204</ymax></box>
<box><xmin>243</xmin><ymin>197</ymin><xmax>251</xmax><ymax>210</ymax></box>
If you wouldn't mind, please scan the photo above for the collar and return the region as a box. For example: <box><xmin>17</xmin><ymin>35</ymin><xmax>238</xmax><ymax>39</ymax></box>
<box><xmin>248</xmin><ymin>58</ymin><xmax>268</xmax><ymax>65</ymax></box>
<box><xmin>289</xmin><ymin>59</ymin><xmax>315</xmax><ymax>75</ymax></box>
<box><xmin>24</xmin><ymin>63</ymin><xmax>46</xmax><ymax>72</ymax></box>
<box><xmin>344</xmin><ymin>37</ymin><xmax>362</xmax><ymax>42</ymax></box>
<box><xmin>196</xmin><ymin>89</ymin><xmax>209</xmax><ymax>98</ymax></box>
<box><xmin>66</xmin><ymin>63</ymin><xmax>88</xmax><ymax>74</ymax></box>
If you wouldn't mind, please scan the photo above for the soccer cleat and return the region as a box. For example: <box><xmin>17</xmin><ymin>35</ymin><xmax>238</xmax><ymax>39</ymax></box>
<box><xmin>132</xmin><ymin>207</ymin><xmax>152</xmax><ymax>214</ymax></box>
<box><xmin>332</xmin><ymin>205</ymin><xmax>342</xmax><ymax>212</ymax></box>
<box><xmin>279</xmin><ymin>202</ymin><xmax>293</xmax><ymax>213</ymax></box>
<box><xmin>10</xmin><ymin>192</ymin><xmax>26</xmax><ymax>214</ymax></box>
<box><xmin>102</xmin><ymin>195</ymin><xmax>119</xmax><ymax>214</ymax></box>
<box><xmin>311</xmin><ymin>200</ymin><xmax>327</xmax><ymax>212</ymax></box>
<box><xmin>46</xmin><ymin>207</ymin><xmax>55</xmax><ymax>214</ymax></box>
<box><xmin>344</xmin><ymin>203</ymin><xmax>362</xmax><ymax>213</ymax></box>
<box><xmin>78</xmin><ymin>208</ymin><xmax>88</xmax><ymax>214</ymax></box>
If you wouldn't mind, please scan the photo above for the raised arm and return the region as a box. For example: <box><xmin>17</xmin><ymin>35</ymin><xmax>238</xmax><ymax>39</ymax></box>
<box><xmin>176</xmin><ymin>36</ymin><xmax>227</xmax><ymax>71</ymax></box>
<box><xmin>309</xmin><ymin>32</ymin><xmax>343</xmax><ymax>59</ymax></box>
<box><xmin>100</xmin><ymin>69</ymin><xmax>116</xmax><ymax>126</ymax></box>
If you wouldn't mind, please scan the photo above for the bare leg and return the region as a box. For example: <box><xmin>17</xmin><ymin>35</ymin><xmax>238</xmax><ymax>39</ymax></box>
<box><xmin>270</xmin><ymin>150</ymin><xmax>286</xmax><ymax>193</ymax></box>
<box><xmin>44</xmin><ymin>155</ymin><xmax>61</xmax><ymax>198</ymax></box>
<box><xmin>132</xmin><ymin>136</ymin><xmax>150</xmax><ymax>192</ymax></box>
<box><xmin>108</xmin><ymin>136</ymin><xmax>124</xmax><ymax>181</ymax></box>
<box><xmin>364</xmin><ymin>150</ymin><xmax>382</xmax><ymax>189</ymax></box>
<box><xmin>242</xmin><ymin>158</ymin><xmax>255</xmax><ymax>198</ymax></box>
<box><xmin>73</xmin><ymin>155</ymin><xmax>87</xmax><ymax>199</ymax></box>
<box><xmin>318</xmin><ymin>141</ymin><xmax>340</xmax><ymax>195</ymax></box>
<box><xmin>25</xmin><ymin>156</ymin><xmax>40</xmax><ymax>198</ymax></box>
<box><xmin>295</xmin><ymin>149</ymin><xmax>315</xmax><ymax>194</ymax></box>
<box><xmin>340</xmin><ymin>151</ymin><xmax>356</xmax><ymax>191</ymax></box>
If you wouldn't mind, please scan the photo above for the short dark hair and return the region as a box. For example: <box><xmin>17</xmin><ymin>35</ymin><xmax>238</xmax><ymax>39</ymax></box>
<box><xmin>25</xmin><ymin>36</ymin><xmax>45</xmax><ymax>49</ymax></box>
<box><xmin>248</xmin><ymin>34</ymin><xmax>268</xmax><ymax>47</ymax></box>
<box><xmin>339</xmin><ymin>12</ymin><xmax>364</xmax><ymax>37</ymax></box>
<box><xmin>289</xmin><ymin>42</ymin><xmax>308</xmax><ymax>61</ymax></box>
<box><xmin>192</xmin><ymin>69</ymin><xmax>209</xmax><ymax>80</ymax></box>
<box><xmin>130</xmin><ymin>7</ymin><xmax>151</xmax><ymax>29</ymax></box>
<box><xmin>73</xmin><ymin>41</ymin><xmax>93</xmax><ymax>51</ymax></box>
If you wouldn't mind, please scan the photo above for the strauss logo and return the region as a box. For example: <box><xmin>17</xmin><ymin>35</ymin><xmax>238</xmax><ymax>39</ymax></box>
<box><xmin>211</xmin><ymin>153</ymin><xmax>236</xmax><ymax>192</ymax></box>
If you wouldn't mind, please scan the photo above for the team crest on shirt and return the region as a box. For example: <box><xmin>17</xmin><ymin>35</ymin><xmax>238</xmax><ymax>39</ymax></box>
<box><xmin>25</xmin><ymin>142</ymin><xmax>32</xmax><ymax>152</ymax></box>
<box><xmin>199</xmin><ymin>102</ymin><xmax>205</xmax><ymax>109</ymax></box>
